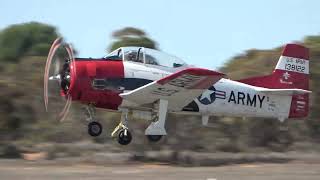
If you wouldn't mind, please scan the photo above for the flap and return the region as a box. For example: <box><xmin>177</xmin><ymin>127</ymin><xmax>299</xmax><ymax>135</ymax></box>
<box><xmin>120</xmin><ymin>68</ymin><xmax>225</xmax><ymax>111</ymax></box>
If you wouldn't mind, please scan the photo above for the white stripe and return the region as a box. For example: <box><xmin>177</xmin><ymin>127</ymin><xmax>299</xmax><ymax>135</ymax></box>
<box><xmin>297</xmin><ymin>105</ymin><xmax>305</xmax><ymax>109</ymax></box>
<box><xmin>276</xmin><ymin>56</ymin><xmax>309</xmax><ymax>74</ymax></box>
<box><xmin>297</xmin><ymin>101</ymin><xmax>306</xmax><ymax>105</ymax></box>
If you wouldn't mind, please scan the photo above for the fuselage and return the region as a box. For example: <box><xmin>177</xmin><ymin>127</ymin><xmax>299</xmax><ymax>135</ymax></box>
<box><xmin>191</xmin><ymin>78</ymin><xmax>292</xmax><ymax>119</ymax></box>
<box><xmin>67</xmin><ymin>58</ymin><xmax>293</xmax><ymax>120</ymax></box>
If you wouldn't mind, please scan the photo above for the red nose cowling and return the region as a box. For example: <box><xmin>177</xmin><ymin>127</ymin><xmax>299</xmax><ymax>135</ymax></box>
<box><xmin>67</xmin><ymin>59</ymin><xmax>124</xmax><ymax>110</ymax></box>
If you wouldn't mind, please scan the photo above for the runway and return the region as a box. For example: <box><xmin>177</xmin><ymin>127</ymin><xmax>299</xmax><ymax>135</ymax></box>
<box><xmin>0</xmin><ymin>160</ymin><xmax>319</xmax><ymax>180</ymax></box>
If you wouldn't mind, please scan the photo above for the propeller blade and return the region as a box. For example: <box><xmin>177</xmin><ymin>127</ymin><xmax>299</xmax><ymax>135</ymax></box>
<box><xmin>59</xmin><ymin>96</ymin><xmax>72</xmax><ymax>122</ymax></box>
<box><xmin>44</xmin><ymin>37</ymin><xmax>76</xmax><ymax>123</ymax></box>
<box><xmin>44</xmin><ymin>37</ymin><xmax>62</xmax><ymax>112</ymax></box>
<box><xmin>58</xmin><ymin>43</ymin><xmax>75</xmax><ymax>122</ymax></box>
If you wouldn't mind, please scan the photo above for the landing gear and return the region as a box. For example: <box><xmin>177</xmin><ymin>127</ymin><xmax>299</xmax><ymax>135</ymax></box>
<box><xmin>118</xmin><ymin>129</ymin><xmax>132</xmax><ymax>145</ymax></box>
<box><xmin>84</xmin><ymin>104</ymin><xmax>103</xmax><ymax>137</ymax></box>
<box><xmin>147</xmin><ymin>135</ymin><xmax>162</xmax><ymax>142</ymax></box>
<box><xmin>145</xmin><ymin>99</ymin><xmax>168</xmax><ymax>137</ymax></box>
<box><xmin>111</xmin><ymin>109</ymin><xmax>133</xmax><ymax>145</ymax></box>
<box><xmin>111</xmin><ymin>100</ymin><xmax>169</xmax><ymax>145</ymax></box>
<box><xmin>88</xmin><ymin>121</ymin><xmax>102</xmax><ymax>137</ymax></box>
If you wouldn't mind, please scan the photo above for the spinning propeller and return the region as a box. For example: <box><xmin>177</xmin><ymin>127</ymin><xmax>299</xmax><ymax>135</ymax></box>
<box><xmin>44</xmin><ymin>38</ymin><xmax>76</xmax><ymax>122</ymax></box>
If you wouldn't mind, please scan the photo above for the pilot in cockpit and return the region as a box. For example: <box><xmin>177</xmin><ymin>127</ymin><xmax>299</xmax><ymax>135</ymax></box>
<box><xmin>126</xmin><ymin>51</ymin><xmax>143</xmax><ymax>63</ymax></box>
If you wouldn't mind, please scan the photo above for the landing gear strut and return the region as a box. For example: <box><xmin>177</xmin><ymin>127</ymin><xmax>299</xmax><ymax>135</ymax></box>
<box><xmin>111</xmin><ymin>109</ymin><xmax>132</xmax><ymax>145</ymax></box>
<box><xmin>84</xmin><ymin>104</ymin><xmax>102</xmax><ymax>137</ymax></box>
<box><xmin>145</xmin><ymin>99</ymin><xmax>168</xmax><ymax>140</ymax></box>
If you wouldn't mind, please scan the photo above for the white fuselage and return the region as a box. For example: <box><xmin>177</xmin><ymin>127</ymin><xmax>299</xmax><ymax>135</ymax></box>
<box><xmin>122</xmin><ymin>61</ymin><xmax>292</xmax><ymax>120</ymax></box>
<box><xmin>194</xmin><ymin>78</ymin><xmax>292</xmax><ymax>119</ymax></box>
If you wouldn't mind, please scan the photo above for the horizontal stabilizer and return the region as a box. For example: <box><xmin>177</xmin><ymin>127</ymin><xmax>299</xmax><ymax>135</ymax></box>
<box><xmin>255</xmin><ymin>87</ymin><xmax>311</xmax><ymax>96</ymax></box>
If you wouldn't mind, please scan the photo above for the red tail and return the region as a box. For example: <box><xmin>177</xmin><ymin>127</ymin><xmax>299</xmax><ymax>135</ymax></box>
<box><xmin>239</xmin><ymin>44</ymin><xmax>310</xmax><ymax>118</ymax></box>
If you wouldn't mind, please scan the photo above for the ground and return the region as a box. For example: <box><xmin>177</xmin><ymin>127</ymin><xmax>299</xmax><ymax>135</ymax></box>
<box><xmin>1</xmin><ymin>160</ymin><xmax>319</xmax><ymax>180</ymax></box>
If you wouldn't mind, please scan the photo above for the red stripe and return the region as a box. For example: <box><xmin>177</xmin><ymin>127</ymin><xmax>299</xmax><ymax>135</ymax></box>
<box><xmin>215</xmin><ymin>92</ymin><xmax>225</xmax><ymax>96</ymax></box>
<box><xmin>157</xmin><ymin>68</ymin><xmax>225</xmax><ymax>85</ymax></box>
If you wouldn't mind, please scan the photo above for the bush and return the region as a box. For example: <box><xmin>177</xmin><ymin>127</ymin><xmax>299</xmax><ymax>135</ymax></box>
<box><xmin>0</xmin><ymin>144</ymin><xmax>21</xmax><ymax>158</ymax></box>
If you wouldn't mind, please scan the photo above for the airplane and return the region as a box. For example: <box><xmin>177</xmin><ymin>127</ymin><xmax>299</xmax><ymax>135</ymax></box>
<box><xmin>44</xmin><ymin>38</ymin><xmax>311</xmax><ymax>145</ymax></box>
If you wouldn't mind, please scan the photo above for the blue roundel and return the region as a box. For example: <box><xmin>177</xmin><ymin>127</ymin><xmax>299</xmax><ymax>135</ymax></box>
<box><xmin>198</xmin><ymin>86</ymin><xmax>217</xmax><ymax>105</ymax></box>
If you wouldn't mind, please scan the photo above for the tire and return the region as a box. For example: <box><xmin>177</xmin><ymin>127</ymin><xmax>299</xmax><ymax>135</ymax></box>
<box><xmin>118</xmin><ymin>129</ymin><xmax>132</xmax><ymax>145</ymax></box>
<box><xmin>147</xmin><ymin>135</ymin><xmax>162</xmax><ymax>142</ymax></box>
<box><xmin>88</xmin><ymin>121</ymin><xmax>103</xmax><ymax>137</ymax></box>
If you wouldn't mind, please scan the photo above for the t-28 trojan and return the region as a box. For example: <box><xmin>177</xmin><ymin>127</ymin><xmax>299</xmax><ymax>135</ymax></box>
<box><xmin>44</xmin><ymin>38</ymin><xmax>311</xmax><ymax>145</ymax></box>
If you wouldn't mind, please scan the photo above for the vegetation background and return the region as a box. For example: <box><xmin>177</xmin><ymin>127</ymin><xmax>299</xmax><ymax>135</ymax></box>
<box><xmin>0</xmin><ymin>22</ymin><xmax>319</xmax><ymax>162</ymax></box>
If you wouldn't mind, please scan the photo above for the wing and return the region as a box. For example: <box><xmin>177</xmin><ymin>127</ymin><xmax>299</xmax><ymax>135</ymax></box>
<box><xmin>120</xmin><ymin>68</ymin><xmax>225</xmax><ymax>111</ymax></box>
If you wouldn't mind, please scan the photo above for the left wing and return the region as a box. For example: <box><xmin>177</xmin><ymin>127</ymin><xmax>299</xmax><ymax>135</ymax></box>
<box><xmin>120</xmin><ymin>68</ymin><xmax>225</xmax><ymax>111</ymax></box>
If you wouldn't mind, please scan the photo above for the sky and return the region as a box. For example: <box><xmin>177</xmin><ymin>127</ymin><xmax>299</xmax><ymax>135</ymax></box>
<box><xmin>1</xmin><ymin>0</ymin><xmax>320</xmax><ymax>69</ymax></box>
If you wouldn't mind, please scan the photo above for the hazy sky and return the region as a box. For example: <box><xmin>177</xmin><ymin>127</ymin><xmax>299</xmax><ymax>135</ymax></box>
<box><xmin>1</xmin><ymin>0</ymin><xmax>320</xmax><ymax>69</ymax></box>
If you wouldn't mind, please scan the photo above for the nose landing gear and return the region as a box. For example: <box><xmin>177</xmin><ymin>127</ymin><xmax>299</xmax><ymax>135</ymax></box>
<box><xmin>88</xmin><ymin>121</ymin><xmax>102</xmax><ymax>137</ymax></box>
<box><xmin>84</xmin><ymin>104</ymin><xmax>103</xmax><ymax>137</ymax></box>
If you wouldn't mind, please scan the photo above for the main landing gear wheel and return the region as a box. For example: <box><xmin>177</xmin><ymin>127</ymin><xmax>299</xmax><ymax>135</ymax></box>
<box><xmin>118</xmin><ymin>129</ymin><xmax>132</xmax><ymax>145</ymax></box>
<box><xmin>147</xmin><ymin>135</ymin><xmax>162</xmax><ymax>142</ymax></box>
<box><xmin>88</xmin><ymin>121</ymin><xmax>102</xmax><ymax>137</ymax></box>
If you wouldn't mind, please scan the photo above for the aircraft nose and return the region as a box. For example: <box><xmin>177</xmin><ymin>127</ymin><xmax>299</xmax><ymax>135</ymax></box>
<box><xmin>66</xmin><ymin>60</ymin><xmax>125</xmax><ymax>100</ymax></box>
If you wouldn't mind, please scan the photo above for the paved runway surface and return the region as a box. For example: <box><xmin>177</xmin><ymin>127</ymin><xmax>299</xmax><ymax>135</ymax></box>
<box><xmin>0</xmin><ymin>160</ymin><xmax>319</xmax><ymax>180</ymax></box>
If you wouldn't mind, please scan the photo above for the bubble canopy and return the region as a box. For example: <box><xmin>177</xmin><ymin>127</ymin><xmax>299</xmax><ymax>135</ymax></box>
<box><xmin>104</xmin><ymin>47</ymin><xmax>187</xmax><ymax>68</ymax></box>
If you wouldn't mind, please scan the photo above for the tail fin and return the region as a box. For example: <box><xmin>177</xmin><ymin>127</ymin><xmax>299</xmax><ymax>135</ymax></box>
<box><xmin>239</xmin><ymin>44</ymin><xmax>309</xmax><ymax>90</ymax></box>
<box><xmin>239</xmin><ymin>44</ymin><xmax>310</xmax><ymax>118</ymax></box>
<box><xmin>273</xmin><ymin>44</ymin><xmax>309</xmax><ymax>90</ymax></box>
